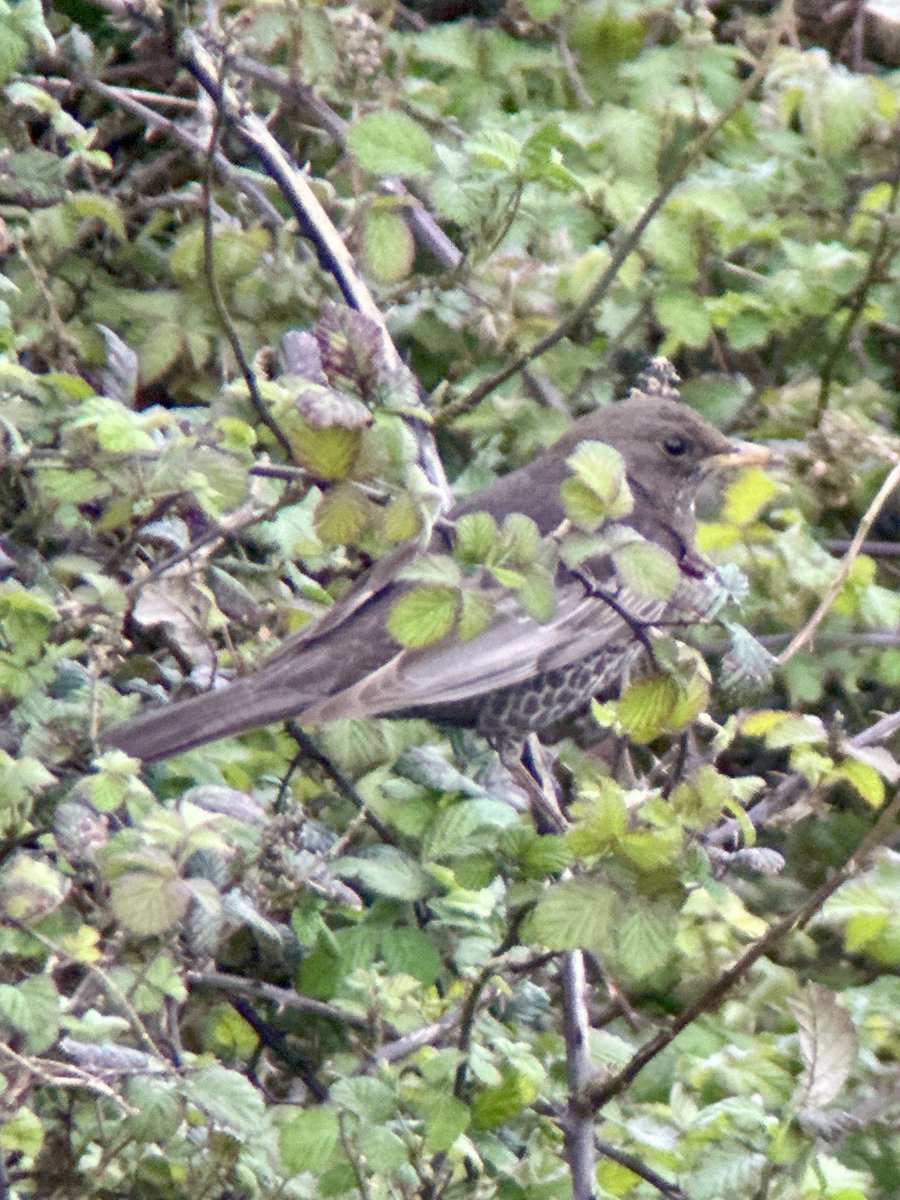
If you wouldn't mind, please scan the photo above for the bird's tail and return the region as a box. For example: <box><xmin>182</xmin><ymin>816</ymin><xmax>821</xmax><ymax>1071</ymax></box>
<box><xmin>103</xmin><ymin>671</ymin><xmax>322</xmax><ymax>763</ymax></box>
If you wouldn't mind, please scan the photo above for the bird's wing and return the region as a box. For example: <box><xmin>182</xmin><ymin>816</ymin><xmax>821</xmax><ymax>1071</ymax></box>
<box><xmin>295</xmin><ymin>569</ymin><xmax>669</xmax><ymax>724</ymax></box>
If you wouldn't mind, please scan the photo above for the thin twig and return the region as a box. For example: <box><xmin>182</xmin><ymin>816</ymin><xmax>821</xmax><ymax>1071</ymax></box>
<box><xmin>815</xmin><ymin>179</ymin><xmax>900</xmax><ymax>421</ymax></box>
<box><xmin>284</xmin><ymin>722</ymin><xmax>396</xmax><ymax>845</ymax></box>
<box><xmin>199</xmin><ymin>64</ymin><xmax>293</xmax><ymax>456</ymax></box>
<box><xmin>81</xmin><ymin>77</ymin><xmax>284</xmax><ymax>227</ymax></box>
<box><xmin>777</xmin><ymin>459</ymin><xmax>900</xmax><ymax>665</ymax></box>
<box><xmin>587</xmin><ymin>785</ymin><xmax>900</xmax><ymax>1111</ymax></box>
<box><xmin>707</xmin><ymin>706</ymin><xmax>900</xmax><ymax>850</ymax></box>
<box><xmin>439</xmin><ymin>2</ymin><xmax>792</xmax><ymax>421</ymax></box>
<box><xmin>185</xmin><ymin>969</ymin><xmax>372</xmax><ymax>1029</ymax></box>
<box><xmin>595</xmin><ymin>1139</ymin><xmax>691</xmax><ymax>1200</ymax></box>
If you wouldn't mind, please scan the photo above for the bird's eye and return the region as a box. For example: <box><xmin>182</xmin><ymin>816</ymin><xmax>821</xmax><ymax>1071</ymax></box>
<box><xmin>664</xmin><ymin>435</ymin><xmax>692</xmax><ymax>457</ymax></box>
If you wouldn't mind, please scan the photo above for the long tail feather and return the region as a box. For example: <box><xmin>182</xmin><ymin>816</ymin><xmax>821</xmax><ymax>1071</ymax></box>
<box><xmin>104</xmin><ymin>674</ymin><xmax>321</xmax><ymax>763</ymax></box>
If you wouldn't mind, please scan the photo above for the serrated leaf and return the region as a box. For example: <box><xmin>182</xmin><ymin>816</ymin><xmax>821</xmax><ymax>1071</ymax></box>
<box><xmin>0</xmin><ymin>1106</ymin><xmax>44</xmax><ymax>1156</ymax></box>
<box><xmin>380</xmin><ymin>927</ymin><xmax>442</xmax><ymax>983</ymax></box>
<box><xmin>560</xmin><ymin>477</ymin><xmax>610</xmax><ymax>530</ymax></box>
<box><xmin>188</xmin><ymin>1065</ymin><xmax>266</xmax><ymax>1137</ymax></box>
<box><xmin>458</xmin><ymin>585</ymin><xmax>495</xmax><ymax>641</ymax></box>
<box><xmin>67</xmin><ymin>192</ymin><xmax>126</xmax><ymax>240</ymax></box>
<box><xmin>516</xmin><ymin>570</ymin><xmax>556</xmax><ymax>622</ymax></box>
<box><xmin>382</xmin><ymin>492</ymin><xmax>422</xmax><ymax>542</ymax></box>
<box><xmin>616</xmin><ymin>903</ymin><xmax>676</xmax><ymax>979</ymax></box>
<box><xmin>387</xmin><ymin>585</ymin><xmax>459</xmax><ymax>648</ymax></box>
<box><xmin>288</xmin><ymin>421</ymin><xmax>361</xmax><ymax>481</ymax></box>
<box><xmin>0</xmin><ymin>975</ymin><xmax>60</xmax><ymax>1053</ymax></box>
<box><xmin>471</xmin><ymin>1070</ymin><xmax>540</xmax><ymax>1130</ymax></box>
<box><xmin>612</xmin><ymin>539</ymin><xmax>679</xmax><ymax>601</ymax></box>
<box><xmin>502</xmin><ymin>513</ymin><xmax>542</xmax><ymax>565</ymax></box>
<box><xmin>741</xmin><ymin>711</ymin><xmax>826</xmax><ymax>749</ymax></box>
<box><xmin>330</xmin><ymin>1077</ymin><xmax>397</xmax><ymax>1122</ymax></box>
<box><xmin>348</xmin><ymin>111</ymin><xmax>436</xmax><ymax>176</ymax></box>
<box><xmin>790</xmin><ymin>983</ymin><xmax>858</xmax><ymax>1111</ymax></box>
<box><xmin>832</xmin><ymin>758</ymin><xmax>885</xmax><ymax>809</ymax></box>
<box><xmin>528</xmin><ymin>876</ymin><xmax>618</xmax><ymax>950</ymax></box>
<box><xmin>566</xmin><ymin>440</ymin><xmax>633</xmax><ymax>518</ymax></box>
<box><xmin>314</xmin><ymin>484</ymin><xmax>371</xmax><ymax>546</ymax></box>
<box><xmin>600</xmin><ymin>674</ymin><xmax>679</xmax><ymax>743</ymax></box>
<box><xmin>455</xmin><ymin>511</ymin><xmax>501</xmax><ymax>564</ymax></box>
<box><xmin>109</xmin><ymin>870</ymin><xmax>190</xmax><ymax>935</ymax></box>
<box><xmin>415</xmin><ymin>1093</ymin><xmax>470</xmax><ymax>1152</ymax></box>
<box><xmin>336</xmin><ymin>847</ymin><xmax>431</xmax><ymax>900</ymax></box>
<box><xmin>654</xmin><ymin>288</ymin><xmax>712</xmax><ymax>348</ymax></box>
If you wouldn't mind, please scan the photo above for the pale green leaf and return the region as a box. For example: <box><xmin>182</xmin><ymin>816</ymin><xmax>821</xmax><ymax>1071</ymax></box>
<box><xmin>109</xmin><ymin>871</ymin><xmax>190</xmax><ymax>935</ymax></box>
<box><xmin>528</xmin><ymin>877</ymin><xmax>618</xmax><ymax>951</ymax></box>
<box><xmin>362</xmin><ymin>208</ymin><xmax>415</xmax><ymax>283</ymax></box>
<box><xmin>348</xmin><ymin>111</ymin><xmax>436</xmax><ymax>176</ymax></box>
<box><xmin>387</xmin><ymin>585</ymin><xmax>459</xmax><ymax>648</ymax></box>
<box><xmin>612</xmin><ymin>539</ymin><xmax>679</xmax><ymax>601</ymax></box>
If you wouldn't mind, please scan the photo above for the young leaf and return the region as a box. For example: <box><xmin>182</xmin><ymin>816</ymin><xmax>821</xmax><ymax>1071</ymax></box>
<box><xmin>348</xmin><ymin>111</ymin><xmax>436</xmax><ymax>176</ymax></box>
<box><xmin>387</xmin><ymin>585</ymin><xmax>459</xmax><ymax>648</ymax></box>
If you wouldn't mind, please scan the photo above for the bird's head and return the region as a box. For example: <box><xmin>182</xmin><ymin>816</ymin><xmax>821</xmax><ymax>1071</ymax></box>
<box><xmin>575</xmin><ymin>395</ymin><xmax>773</xmax><ymax>555</ymax></box>
<box><xmin>590</xmin><ymin>395</ymin><xmax>770</xmax><ymax>501</ymax></box>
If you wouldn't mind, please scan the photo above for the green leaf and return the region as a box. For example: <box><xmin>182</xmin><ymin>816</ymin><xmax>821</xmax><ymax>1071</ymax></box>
<box><xmin>414</xmin><ymin>1092</ymin><xmax>470</xmax><ymax>1152</ymax></box>
<box><xmin>560</xmin><ymin>477</ymin><xmax>610</xmax><ymax>531</ymax></box>
<box><xmin>511</xmin><ymin>569</ymin><xmax>554</xmax><ymax>622</ymax></box>
<box><xmin>654</xmin><ymin>288</ymin><xmax>712</xmax><ymax>348</ymax></box>
<box><xmin>348</xmin><ymin>111</ymin><xmax>436</xmax><ymax>176</ymax></box>
<box><xmin>566</xmin><ymin>440</ymin><xmax>633</xmax><ymax>518</ymax></box>
<box><xmin>0</xmin><ymin>974</ymin><xmax>60</xmax><ymax>1053</ymax></box>
<box><xmin>528</xmin><ymin>876</ymin><xmax>618</xmax><ymax>951</ymax></box>
<box><xmin>722</xmin><ymin>466</ymin><xmax>782</xmax><ymax>526</ymax></box>
<box><xmin>336</xmin><ymin>847</ymin><xmax>431</xmax><ymax>900</ymax></box>
<box><xmin>362</xmin><ymin>207</ymin><xmax>415</xmax><ymax>282</ymax></box>
<box><xmin>472</xmin><ymin>1070</ymin><xmax>540</xmax><ymax>1130</ymax></box>
<box><xmin>382</xmin><ymin>492</ymin><xmax>422</xmax><ymax>542</ymax></box>
<box><xmin>0</xmin><ymin>1106</ymin><xmax>44</xmax><ymax>1156</ymax></box>
<box><xmin>330</xmin><ymin>1077</ymin><xmax>397</xmax><ymax>1122</ymax></box>
<box><xmin>502</xmin><ymin>513</ymin><xmax>542</xmax><ymax>565</ymax></box>
<box><xmin>457</xmin><ymin>589</ymin><xmax>495</xmax><ymax>642</ymax></box>
<box><xmin>66</xmin><ymin>192</ymin><xmax>126</xmax><ymax>240</ymax></box>
<box><xmin>455</xmin><ymin>511</ymin><xmax>500</xmax><ymax>564</ymax></box>
<box><xmin>522</xmin><ymin>0</ymin><xmax>563</xmax><ymax>16</ymax></box>
<box><xmin>314</xmin><ymin>484</ymin><xmax>371</xmax><ymax>546</ymax></box>
<box><xmin>596</xmin><ymin>674</ymin><xmax>679</xmax><ymax>744</ymax></box>
<box><xmin>280</xmin><ymin>1107</ymin><xmax>340</xmax><ymax>1175</ymax></box>
<box><xmin>617</xmin><ymin>903</ymin><xmax>677</xmax><ymax>980</ymax></box>
<box><xmin>288</xmin><ymin>422</ymin><xmax>362</xmax><ymax>481</ymax></box>
<box><xmin>380</xmin><ymin>927</ymin><xmax>442</xmax><ymax>983</ymax></box>
<box><xmin>187</xmin><ymin>1065</ymin><xmax>266</xmax><ymax>1136</ymax></box>
<box><xmin>109</xmin><ymin>870</ymin><xmax>191</xmax><ymax>935</ymax></box>
<box><xmin>612</xmin><ymin>539</ymin><xmax>679</xmax><ymax>602</ymax></box>
<box><xmin>387</xmin><ymin>585</ymin><xmax>459</xmax><ymax>648</ymax></box>
<box><xmin>832</xmin><ymin>758</ymin><xmax>885</xmax><ymax>809</ymax></box>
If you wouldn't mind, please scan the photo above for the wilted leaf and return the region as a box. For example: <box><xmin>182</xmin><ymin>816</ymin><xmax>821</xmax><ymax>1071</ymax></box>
<box><xmin>790</xmin><ymin>983</ymin><xmax>858</xmax><ymax>1111</ymax></box>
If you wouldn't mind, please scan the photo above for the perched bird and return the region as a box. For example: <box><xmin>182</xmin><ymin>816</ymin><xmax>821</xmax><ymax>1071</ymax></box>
<box><xmin>105</xmin><ymin>363</ymin><xmax>770</xmax><ymax>763</ymax></box>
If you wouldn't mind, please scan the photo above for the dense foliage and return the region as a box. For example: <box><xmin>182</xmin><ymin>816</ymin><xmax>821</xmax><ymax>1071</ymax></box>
<box><xmin>0</xmin><ymin>1</ymin><xmax>899</xmax><ymax>1197</ymax></box>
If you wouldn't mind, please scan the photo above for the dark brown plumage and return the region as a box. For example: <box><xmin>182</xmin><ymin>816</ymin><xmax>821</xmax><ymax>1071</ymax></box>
<box><xmin>105</xmin><ymin>365</ymin><xmax>769</xmax><ymax>763</ymax></box>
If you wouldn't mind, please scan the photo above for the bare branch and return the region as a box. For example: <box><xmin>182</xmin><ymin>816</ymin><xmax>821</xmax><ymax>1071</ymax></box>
<box><xmin>587</xmin><ymin>785</ymin><xmax>900</xmax><ymax>1111</ymax></box>
<box><xmin>778</xmin><ymin>458</ymin><xmax>900</xmax><ymax>665</ymax></box>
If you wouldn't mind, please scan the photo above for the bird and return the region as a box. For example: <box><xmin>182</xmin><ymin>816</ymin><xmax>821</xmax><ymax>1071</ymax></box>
<box><xmin>104</xmin><ymin>362</ymin><xmax>770</xmax><ymax>763</ymax></box>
